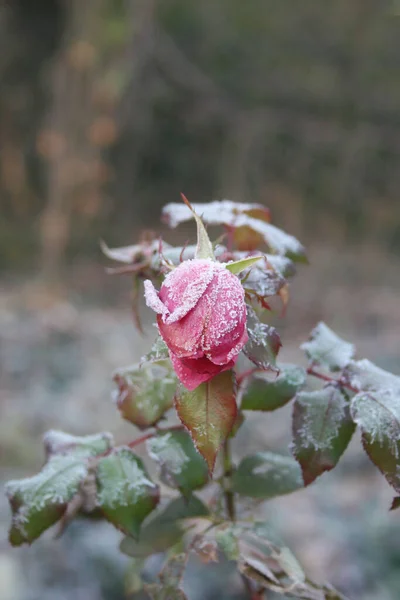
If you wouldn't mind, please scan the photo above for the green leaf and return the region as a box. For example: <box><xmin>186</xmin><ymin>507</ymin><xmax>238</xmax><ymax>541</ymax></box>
<box><xmin>43</xmin><ymin>430</ymin><xmax>113</xmax><ymax>459</ymax></box>
<box><xmin>175</xmin><ymin>370</ymin><xmax>237</xmax><ymax>472</ymax></box>
<box><xmin>241</xmin><ymin>364</ymin><xmax>306</xmax><ymax>411</ymax></box>
<box><xmin>225</xmin><ymin>255</ymin><xmax>263</xmax><ymax>274</ymax></box>
<box><xmin>232</xmin><ymin>452</ymin><xmax>303</xmax><ymax>498</ymax></box>
<box><xmin>243</xmin><ymin>307</ymin><xmax>281</xmax><ymax>370</ymax></box>
<box><xmin>120</xmin><ymin>495</ymin><xmax>209</xmax><ymax>558</ymax></box>
<box><xmin>181</xmin><ymin>194</ymin><xmax>214</xmax><ymax>260</ymax></box>
<box><xmin>113</xmin><ymin>361</ymin><xmax>176</xmax><ymax>429</ymax></box>
<box><xmin>351</xmin><ymin>390</ymin><xmax>400</xmax><ymax>493</ymax></box>
<box><xmin>96</xmin><ymin>448</ymin><xmax>159</xmax><ymax>538</ymax></box>
<box><xmin>292</xmin><ymin>386</ymin><xmax>356</xmax><ymax>486</ymax></box>
<box><xmin>301</xmin><ymin>322</ymin><xmax>354</xmax><ymax>372</ymax></box>
<box><xmin>6</xmin><ymin>454</ymin><xmax>89</xmax><ymax>546</ymax></box>
<box><xmin>147</xmin><ymin>430</ymin><xmax>209</xmax><ymax>496</ymax></box>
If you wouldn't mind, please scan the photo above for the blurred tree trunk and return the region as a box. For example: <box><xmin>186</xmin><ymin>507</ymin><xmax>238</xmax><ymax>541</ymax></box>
<box><xmin>39</xmin><ymin>0</ymin><xmax>105</xmax><ymax>280</ymax></box>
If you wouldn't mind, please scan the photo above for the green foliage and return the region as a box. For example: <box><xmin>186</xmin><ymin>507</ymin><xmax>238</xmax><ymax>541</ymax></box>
<box><xmin>241</xmin><ymin>364</ymin><xmax>306</xmax><ymax>411</ymax></box>
<box><xmin>292</xmin><ymin>386</ymin><xmax>356</xmax><ymax>485</ymax></box>
<box><xmin>120</xmin><ymin>495</ymin><xmax>209</xmax><ymax>558</ymax></box>
<box><xmin>96</xmin><ymin>448</ymin><xmax>159</xmax><ymax>538</ymax></box>
<box><xmin>147</xmin><ymin>430</ymin><xmax>209</xmax><ymax>496</ymax></box>
<box><xmin>113</xmin><ymin>361</ymin><xmax>176</xmax><ymax>429</ymax></box>
<box><xmin>243</xmin><ymin>307</ymin><xmax>281</xmax><ymax>370</ymax></box>
<box><xmin>232</xmin><ymin>451</ymin><xmax>303</xmax><ymax>498</ymax></box>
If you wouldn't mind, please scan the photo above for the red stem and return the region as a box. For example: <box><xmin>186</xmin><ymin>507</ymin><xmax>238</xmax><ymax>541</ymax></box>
<box><xmin>307</xmin><ymin>366</ymin><xmax>358</xmax><ymax>393</ymax></box>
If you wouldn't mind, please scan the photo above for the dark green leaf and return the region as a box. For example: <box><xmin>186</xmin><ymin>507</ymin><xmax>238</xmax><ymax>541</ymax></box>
<box><xmin>241</xmin><ymin>364</ymin><xmax>306</xmax><ymax>411</ymax></box>
<box><xmin>292</xmin><ymin>386</ymin><xmax>356</xmax><ymax>485</ymax></box>
<box><xmin>232</xmin><ymin>452</ymin><xmax>303</xmax><ymax>498</ymax></box>
<box><xmin>351</xmin><ymin>390</ymin><xmax>400</xmax><ymax>493</ymax></box>
<box><xmin>243</xmin><ymin>307</ymin><xmax>281</xmax><ymax>370</ymax></box>
<box><xmin>147</xmin><ymin>430</ymin><xmax>208</xmax><ymax>496</ymax></box>
<box><xmin>96</xmin><ymin>448</ymin><xmax>159</xmax><ymax>538</ymax></box>
<box><xmin>113</xmin><ymin>361</ymin><xmax>176</xmax><ymax>429</ymax></box>
<box><xmin>120</xmin><ymin>495</ymin><xmax>209</xmax><ymax>558</ymax></box>
<box><xmin>175</xmin><ymin>370</ymin><xmax>237</xmax><ymax>472</ymax></box>
<box><xmin>301</xmin><ymin>322</ymin><xmax>354</xmax><ymax>371</ymax></box>
<box><xmin>6</xmin><ymin>454</ymin><xmax>89</xmax><ymax>546</ymax></box>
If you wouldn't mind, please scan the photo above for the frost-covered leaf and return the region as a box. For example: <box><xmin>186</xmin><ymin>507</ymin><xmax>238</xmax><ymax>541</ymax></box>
<box><xmin>6</xmin><ymin>454</ymin><xmax>89</xmax><ymax>546</ymax></box>
<box><xmin>162</xmin><ymin>200</ymin><xmax>306</xmax><ymax>260</ymax></box>
<box><xmin>175</xmin><ymin>370</ymin><xmax>237</xmax><ymax>472</ymax></box>
<box><xmin>241</xmin><ymin>364</ymin><xmax>306</xmax><ymax>411</ymax></box>
<box><xmin>232</xmin><ymin>452</ymin><xmax>303</xmax><ymax>498</ymax></box>
<box><xmin>242</xmin><ymin>259</ymin><xmax>286</xmax><ymax>302</ymax></box>
<box><xmin>351</xmin><ymin>390</ymin><xmax>400</xmax><ymax>493</ymax></box>
<box><xmin>140</xmin><ymin>336</ymin><xmax>169</xmax><ymax>365</ymax></box>
<box><xmin>146</xmin><ymin>430</ymin><xmax>209</xmax><ymax>496</ymax></box>
<box><xmin>343</xmin><ymin>359</ymin><xmax>400</xmax><ymax>394</ymax></box>
<box><xmin>43</xmin><ymin>430</ymin><xmax>113</xmax><ymax>459</ymax></box>
<box><xmin>120</xmin><ymin>495</ymin><xmax>208</xmax><ymax>558</ymax></box>
<box><xmin>225</xmin><ymin>255</ymin><xmax>263</xmax><ymax>275</ymax></box>
<box><xmin>301</xmin><ymin>322</ymin><xmax>355</xmax><ymax>371</ymax></box>
<box><xmin>101</xmin><ymin>239</ymin><xmax>168</xmax><ymax>265</ymax></box>
<box><xmin>243</xmin><ymin>308</ymin><xmax>281</xmax><ymax>370</ymax></box>
<box><xmin>292</xmin><ymin>387</ymin><xmax>355</xmax><ymax>486</ymax></box>
<box><xmin>96</xmin><ymin>448</ymin><xmax>159</xmax><ymax>538</ymax></box>
<box><xmin>113</xmin><ymin>362</ymin><xmax>176</xmax><ymax>429</ymax></box>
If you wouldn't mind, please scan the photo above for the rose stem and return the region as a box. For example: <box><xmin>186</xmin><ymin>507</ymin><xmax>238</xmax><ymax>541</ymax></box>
<box><xmin>222</xmin><ymin>438</ymin><xmax>236</xmax><ymax>521</ymax></box>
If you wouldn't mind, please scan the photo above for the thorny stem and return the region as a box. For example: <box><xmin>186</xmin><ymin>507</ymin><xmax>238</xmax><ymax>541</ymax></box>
<box><xmin>222</xmin><ymin>438</ymin><xmax>236</xmax><ymax>521</ymax></box>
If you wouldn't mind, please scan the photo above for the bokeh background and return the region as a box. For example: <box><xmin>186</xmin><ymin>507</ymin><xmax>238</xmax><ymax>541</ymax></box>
<box><xmin>1</xmin><ymin>1</ymin><xmax>399</xmax><ymax>599</ymax></box>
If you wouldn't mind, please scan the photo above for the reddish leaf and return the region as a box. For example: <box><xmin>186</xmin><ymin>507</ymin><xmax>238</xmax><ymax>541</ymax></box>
<box><xmin>175</xmin><ymin>371</ymin><xmax>237</xmax><ymax>472</ymax></box>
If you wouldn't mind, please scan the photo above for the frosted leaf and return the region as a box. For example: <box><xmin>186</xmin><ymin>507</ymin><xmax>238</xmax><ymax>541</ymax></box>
<box><xmin>231</xmin><ymin>451</ymin><xmax>303</xmax><ymax>498</ymax></box>
<box><xmin>233</xmin><ymin>251</ymin><xmax>296</xmax><ymax>279</ymax></box>
<box><xmin>241</xmin><ymin>258</ymin><xmax>286</xmax><ymax>299</ymax></box>
<box><xmin>243</xmin><ymin>307</ymin><xmax>281</xmax><ymax>370</ymax></box>
<box><xmin>147</xmin><ymin>430</ymin><xmax>208</xmax><ymax>496</ymax></box>
<box><xmin>113</xmin><ymin>361</ymin><xmax>176</xmax><ymax>429</ymax></box>
<box><xmin>242</xmin><ymin>364</ymin><xmax>306</xmax><ymax>411</ymax></box>
<box><xmin>351</xmin><ymin>390</ymin><xmax>400</xmax><ymax>492</ymax></box>
<box><xmin>101</xmin><ymin>239</ymin><xmax>168</xmax><ymax>264</ymax></box>
<box><xmin>97</xmin><ymin>447</ymin><xmax>159</xmax><ymax>538</ymax></box>
<box><xmin>301</xmin><ymin>322</ymin><xmax>355</xmax><ymax>371</ymax></box>
<box><xmin>43</xmin><ymin>430</ymin><xmax>113</xmax><ymax>459</ymax></box>
<box><xmin>6</xmin><ymin>454</ymin><xmax>89</xmax><ymax>546</ymax></box>
<box><xmin>343</xmin><ymin>359</ymin><xmax>400</xmax><ymax>394</ymax></box>
<box><xmin>291</xmin><ymin>386</ymin><xmax>355</xmax><ymax>485</ymax></box>
<box><xmin>162</xmin><ymin>200</ymin><xmax>306</xmax><ymax>260</ymax></box>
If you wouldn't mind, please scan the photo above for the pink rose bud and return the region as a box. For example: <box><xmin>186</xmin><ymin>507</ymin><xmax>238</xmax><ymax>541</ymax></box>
<box><xmin>144</xmin><ymin>259</ymin><xmax>248</xmax><ymax>390</ymax></box>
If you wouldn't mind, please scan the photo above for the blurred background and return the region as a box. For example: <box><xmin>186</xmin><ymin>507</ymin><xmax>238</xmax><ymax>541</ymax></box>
<box><xmin>0</xmin><ymin>1</ymin><xmax>399</xmax><ymax>599</ymax></box>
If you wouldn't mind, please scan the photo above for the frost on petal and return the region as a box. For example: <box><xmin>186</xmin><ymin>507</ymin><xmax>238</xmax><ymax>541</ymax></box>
<box><xmin>201</xmin><ymin>266</ymin><xmax>247</xmax><ymax>363</ymax></box>
<box><xmin>160</xmin><ymin>259</ymin><xmax>215</xmax><ymax>323</ymax></box>
<box><xmin>144</xmin><ymin>280</ymin><xmax>168</xmax><ymax>318</ymax></box>
<box><xmin>170</xmin><ymin>352</ymin><xmax>233</xmax><ymax>391</ymax></box>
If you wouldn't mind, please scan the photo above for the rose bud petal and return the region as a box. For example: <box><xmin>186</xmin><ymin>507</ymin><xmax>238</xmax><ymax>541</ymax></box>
<box><xmin>144</xmin><ymin>258</ymin><xmax>248</xmax><ymax>389</ymax></box>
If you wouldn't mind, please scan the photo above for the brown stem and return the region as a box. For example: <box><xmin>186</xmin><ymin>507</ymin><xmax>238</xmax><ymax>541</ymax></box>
<box><xmin>222</xmin><ymin>438</ymin><xmax>236</xmax><ymax>521</ymax></box>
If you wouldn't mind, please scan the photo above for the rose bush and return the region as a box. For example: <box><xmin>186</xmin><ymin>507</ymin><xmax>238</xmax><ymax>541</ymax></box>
<box><xmin>144</xmin><ymin>258</ymin><xmax>248</xmax><ymax>390</ymax></box>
